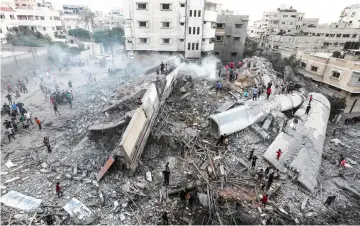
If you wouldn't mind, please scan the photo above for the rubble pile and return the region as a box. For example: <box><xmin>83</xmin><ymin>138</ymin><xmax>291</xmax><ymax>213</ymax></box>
<box><xmin>1</xmin><ymin>56</ymin><xmax>359</xmax><ymax>225</ymax></box>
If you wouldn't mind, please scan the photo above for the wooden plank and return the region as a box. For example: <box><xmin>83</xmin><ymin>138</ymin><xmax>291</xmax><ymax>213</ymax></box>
<box><xmin>96</xmin><ymin>156</ymin><xmax>115</xmax><ymax>181</ymax></box>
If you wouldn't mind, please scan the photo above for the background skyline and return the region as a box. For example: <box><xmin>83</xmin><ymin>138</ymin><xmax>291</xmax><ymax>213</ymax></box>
<box><xmin>51</xmin><ymin>0</ymin><xmax>359</xmax><ymax>25</ymax></box>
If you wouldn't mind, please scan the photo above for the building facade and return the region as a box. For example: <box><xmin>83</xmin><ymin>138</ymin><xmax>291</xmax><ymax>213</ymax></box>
<box><xmin>1</xmin><ymin>0</ymin><xmax>15</xmax><ymax>8</ymax></box>
<box><xmin>257</xmin><ymin>4</ymin><xmax>360</xmax><ymax>53</ymax></box>
<box><xmin>123</xmin><ymin>0</ymin><xmax>221</xmax><ymax>59</ymax></box>
<box><xmin>296</xmin><ymin>51</ymin><xmax>360</xmax><ymax>113</ymax></box>
<box><xmin>214</xmin><ymin>11</ymin><xmax>248</xmax><ymax>62</ymax></box>
<box><xmin>0</xmin><ymin>4</ymin><xmax>63</xmax><ymax>43</ymax></box>
<box><xmin>14</xmin><ymin>0</ymin><xmax>35</xmax><ymax>9</ymax></box>
<box><xmin>95</xmin><ymin>8</ymin><xmax>125</xmax><ymax>30</ymax></box>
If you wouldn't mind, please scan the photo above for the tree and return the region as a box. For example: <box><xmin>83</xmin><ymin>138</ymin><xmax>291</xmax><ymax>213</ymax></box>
<box><xmin>243</xmin><ymin>37</ymin><xmax>259</xmax><ymax>57</ymax></box>
<box><xmin>68</xmin><ymin>28</ymin><xmax>90</xmax><ymax>40</ymax></box>
<box><xmin>93</xmin><ymin>27</ymin><xmax>125</xmax><ymax>46</ymax></box>
<box><xmin>79</xmin><ymin>7</ymin><xmax>98</xmax><ymax>56</ymax></box>
<box><xmin>6</xmin><ymin>27</ymin><xmax>51</xmax><ymax>47</ymax></box>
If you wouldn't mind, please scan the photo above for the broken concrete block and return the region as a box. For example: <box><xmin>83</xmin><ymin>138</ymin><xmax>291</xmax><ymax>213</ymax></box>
<box><xmin>120</xmin><ymin>213</ymin><xmax>126</xmax><ymax>221</ymax></box>
<box><xmin>179</xmin><ymin>86</ymin><xmax>187</xmax><ymax>93</ymax></box>
<box><xmin>134</xmin><ymin>182</ymin><xmax>146</xmax><ymax>189</ymax></box>
<box><xmin>330</xmin><ymin>138</ymin><xmax>343</xmax><ymax>146</ymax></box>
<box><xmin>65</xmin><ymin>173</ymin><xmax>72</xmax><ymax>179</ymax></box>
<box><xmin>294</xmin><ymin>218</ymin><xmax>300</xmax><ymax>224</ymax></box>
<box><xmin>41</xmin><ymin>162</ymin><xmax>48</xmax><ymax>168</ymax></box>
<box><xmin>5</xmin><ymin>160</ymin><xmax>16</xmax><ymax>169</ymax></box>
<box><xmin>113</xmin><ymin>201</ymin><xmax>119</xmax><ymax>211</ymax></box>
<box><xmin>262</xmin><ymin>116</ymin><xmax>273</xmax><ymax>131</ymax></box>
<box><xmin>40</xmin><ymin>169</ymin><xmax>51</xmax><ymax>173</ymax></box>
<box><xmin>346</xmin><ymin>158</ymin><xmax>358</xmax><ymax>165</ymax></box>
<box><xmin>145</xmin><ymin>171</ymin><xmax>152</xmax><ymax>181</ymax></box>
<box><xmin>92</xmin><ymin>180</ymin><xmax>99</xmax><ymax>187</ymax></box>
<box><xmin>73</xmin><ymin>166</ymin><xmax>77</xmax><ymax>175</ymax></box>
<box><xmin>4</xmin><ymin>177</ymin><xmax>21</xmax><ymax>184</ymax></box>
<box><xmin>180</xmin><ymin>93</ymin><xmax>191</xmax><ymax>100</ymax></box>
<box><xmin>216</xmin><ymin>101</ymin><xmax>235</xmax><ymax>113</ymax></box>
<box><xmin>251</xmin><ymin>124</ymin><xmax>270</xmax><ymax>140</ymax></box>
<box><xmin>197</xmin><ymin>193</ymin><xmax>209</xmax><ymax>207</ymax></box>
<box><xmin>301</xmin><ymin>197</ymin><xmax>308</xmax><ymax>211</ymax></box>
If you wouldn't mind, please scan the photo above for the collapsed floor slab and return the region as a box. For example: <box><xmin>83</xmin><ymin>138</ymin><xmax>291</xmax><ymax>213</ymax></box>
<box><xmin>263</xmin><ymin>92</ymin><xmax>331</xmax><ymax>192</ymax></box>
<box><xmin>208</xmin><ymin>94</ymin><xmax>303</xmax><ymax>137</ymax></box>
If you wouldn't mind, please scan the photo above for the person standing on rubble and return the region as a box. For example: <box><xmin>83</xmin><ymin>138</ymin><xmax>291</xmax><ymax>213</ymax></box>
<box><xmin>324</xmin><ymin>195</ymin><xmax>336</xmax><ymax>207</ymax></box>
<box><xmin>55</xmin><ymin>182</ymin><xmax>63</xmax><ymax>197</ymax></box>
<box><xmin>266</xmin><ymin>171</ymin><xmax>275</xmax><ymax>190</ymax></box>
<box><xmin>6</xmin><ymin>93</ymin><xmax>12</xmax><ymax>105</ymax></box>
<box><xmin>68</xmin><ymin>80</ymin><xmax>72</xmax><ymax>89</ymax></box>
<box><xmin>163</xmin><ymin>166</ymin><xmax>170</xmax><ymax>186</ymax></box>
<box><xmin>309</xmin><ymin>94</ymin><xmax>313</xmax><ymax>104</ymax></box>
<box><xmin>261</xmin><ymin>193</ymin><xmax>268</xmax><ymax>208</ymax></box>
<box><xmin>53</xmin><ymin>103</ymin><xmax>60</xmax><ymax>115</ymax></box>
<box><xmin>66</xmin><ymin>92</ymin><xmax>73</xmax><ymax>109</ymax></box>
<box><xmin>266</xmin><ymin>86</ymin><xmax>272</xmax><ymax>100</ymax></box>
<box><xmin>264</xmin><ymin>166</ymin><xmax>271</xmax><ymax>178</ymax></box>
<box><xmin>276</xmin><ymin>149</ymin><xmax>282</xmax><ymax>160</ymax></box>
<box><xmin>248</xmin><ymin>149</ymin><xmax>254</xmax><ymax>161</ymax></box>
<box><xmin>43</xmin><ymin>136</ymin><xmax>52</xmax><ymax>153</ymax></box>
<box><xmin>305</xmin><ymin>104</ymin><xmax>311</xmax><ymax>115</ymax></box>
<box><xmin>160</xmin><ymin>62</ymin><xmax>165</xmax><ymax>74</ymax></box>
<box><xmin>216</xmin><ymin>134</ymin><xmax>228</xmax><ymax>147</ymax></box>
<box><xmin>35</xmin><ymin>117</ymin><xmax>42</xmax><ymax>130</ymax></box>
<box><xmin>3</xmin><ymin>103</ymin><xmax>11</xmax><ymax>116</ymax></box>
<box><xmin>252</xmin><ymin>87</ymin><xmax>258</xmax><ymax>101</ymax></box>
<box><xmin>257</xmin><ymin>168</ymin><xmax>264</xmax><ymax>184</ymax></box>
<box><xmin>216</xmin><ymin>81</ymin><xmax>222</xmax><ymax>94</ymax></box>
<box><xmin>5</xmin><ymin>127</ymin><xmax>16</xmax><ymax>142</ymax></box>
<box><xmin>251</xmin><ymin>156</ymin><xmax>258</xmax><ymax>169</ymax></box>
<box><xmin>162</xmin><ymin>211</ymin><xmax>169</xmax><ymax>225</ymax></box>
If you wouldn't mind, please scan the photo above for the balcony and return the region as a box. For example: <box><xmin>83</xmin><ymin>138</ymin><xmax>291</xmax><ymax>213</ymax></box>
<box><xmin>201</xmin><ymin>42</ymin><xmax>214</xmax><ymax>51</ymax></box>
<box><xmin>204</xmin><ymin>10</ymin><xmax>217</xmax><ymax>22</ymax></box>
<box><xmin>203</xmin><ymin>25</ymin><xmax>215</xmax><ymax>38</ymax></box>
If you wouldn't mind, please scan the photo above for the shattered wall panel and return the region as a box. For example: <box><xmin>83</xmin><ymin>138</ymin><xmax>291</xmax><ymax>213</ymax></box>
<box><xmin>263</xmin><ymin>93</ymin><xmax>330</xmax><ymax>192</ymax></box>
<box><xmin>142</xmin><ymin>83</ymin><xmax>159</xmax><ymax>119</ymax></box>
<box><xmin>119</xmin><ymin>108</ymin><xmax>148</xmax><ymax>161</ymax></box>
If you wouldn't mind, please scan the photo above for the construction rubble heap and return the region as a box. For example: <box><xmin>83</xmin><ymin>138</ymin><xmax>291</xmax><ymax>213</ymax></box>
<box><xmin>1</xmin><ymin>56</ymin><xmax>360</xmax><ymax>225</ymax></box>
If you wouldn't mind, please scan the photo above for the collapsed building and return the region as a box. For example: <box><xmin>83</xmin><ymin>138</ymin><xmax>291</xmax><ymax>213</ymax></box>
<box><xmin>1</xmin><ymin>55</ymin><xmax>359</xmax><ymax>225</ymax></box>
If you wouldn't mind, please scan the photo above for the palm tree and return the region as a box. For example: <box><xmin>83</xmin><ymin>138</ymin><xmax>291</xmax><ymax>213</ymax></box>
<box><xmin>79</xmin><ymin>7</ymin><xmax>98</xmax><ymax>56</ymax></box>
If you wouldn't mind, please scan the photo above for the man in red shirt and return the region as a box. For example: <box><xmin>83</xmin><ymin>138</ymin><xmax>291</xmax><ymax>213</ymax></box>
<box><xmin>56</xmin><ymin>182</ymin><xmax>63</xmax><ymax>198</ymax></box>
<box><xmin>261</xmin><ymin>194</ymin><xmax>268</xmax><ymax>207</ymax></box>
<box><xmin>266</xmin><ymin>87</ymin><xmax>272</xmax><ymax>100</ymax></box>
<box><xmin>276</xmin><ymin>149</ymin><xmax>282</xmax><ymax>160</ymax></box>
<box><xmin>35</xmin><ymin>117</ymin><xmax>42</xmax><ymax>130</ymax></box>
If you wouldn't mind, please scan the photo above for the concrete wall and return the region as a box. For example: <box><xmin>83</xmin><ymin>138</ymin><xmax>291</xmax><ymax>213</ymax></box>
<box><xmin>214</xmin><ymin>14</ymin><xmax>248</xmax><ymax>62</ymax></box>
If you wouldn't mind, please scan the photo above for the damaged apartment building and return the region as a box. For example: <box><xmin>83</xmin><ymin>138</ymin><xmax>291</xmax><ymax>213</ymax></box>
<box><xmin>123</xmin><ymin>0</ymin><xmax>248</xmax><ymax>61</ymax></box>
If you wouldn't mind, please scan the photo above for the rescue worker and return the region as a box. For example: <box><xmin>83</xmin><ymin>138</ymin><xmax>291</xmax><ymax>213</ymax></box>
<box><xmin>251</xmin><ymin>155</ymin><xmax>258</xmax><ymax>169</ymax></box>
<box><xmin>43</xmin><ymin>137</ymin><xmax>52</xmax><ymax>153</ymax></box>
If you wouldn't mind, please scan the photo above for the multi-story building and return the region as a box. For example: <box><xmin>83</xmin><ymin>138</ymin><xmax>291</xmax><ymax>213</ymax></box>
<box><xmin>213</xmin><ymin>10</ymin><xmax>248</xmax><ymax>62</ymax></box>
<box><xmin>0</xmin><ymin>3</ymin><xmax>64</xmax><ymax>42</ymax></box>
<box><xmin>296</xmin><ymin>50</ymin><xmax>360</xmax><ymax>113</ymax></box>
<box><xmin>123</xmin><ymin>0</ymin><xmax>221</xmax><ymax>59</ymax></box>
<box><xmin>96</xmin><ymin>8</ymin><xmax>125</xmax><ymax>30</ymax></box>
<box><xmin>339</xmin><ymin>4</ymin><xmax>360</xmax><ymax>28</ymax></box>
<box><xmin>1</xmin><ymin>0</ymin><xmax>15</xmax><ymax>8</ymax></box>
<box><xmin>14</xmin><ymin>0</ymin><xmax>35</xmax><ymax>9</ymax></box>
<box><xmin>258</xmin><ymin>4</ymin><xmax>360</xmax><ymax>52</ymax></box>
<box><xmin>61</xmin><ymin>5</ymin><xmax>85</xmax><ymax>15</ymax></box>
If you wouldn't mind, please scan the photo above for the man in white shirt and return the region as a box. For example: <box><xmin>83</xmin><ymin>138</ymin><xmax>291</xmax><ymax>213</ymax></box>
<box><xmin>24</xmin><ymin>112</ymin><xmax>33</xmax><ymax>125</ymax></box>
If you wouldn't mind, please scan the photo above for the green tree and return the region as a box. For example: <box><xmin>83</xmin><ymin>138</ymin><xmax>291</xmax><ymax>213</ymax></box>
<box><xmin>68</xmin><ymin>28</ymin><xmax>90</xmax><ymax>40</ymax></box>
<box><xmin>93</xmin><ymin>27</ymin><xmax>125</xmax><ymax>46</ymax></box>
<box><xmin>6</xmin><ymin>27</ymin><xmax>51</xmax><ymax>46</ymax></box>
<box><xmin>79</xmin><ymin>7</ymin><xmax>98</xmax><ymax>55</ymax></box>
<box><xmin>243</xmin><ymin>37</ymin><xmax>259</xmax><ymax>57</ymax></box>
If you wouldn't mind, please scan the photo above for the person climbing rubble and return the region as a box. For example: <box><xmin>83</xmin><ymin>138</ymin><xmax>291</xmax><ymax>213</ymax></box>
<box><xmin>43</xmin><ymin>136</ymin><xmax>52</xmax><ymax>153</ymax></box>
<box><xmin>251</xmin><ymin>155</ymin><xmax>258</xmax><ymax>169</ymax></box>
<box><xmin>309</xmin><ymin>94</ymin><xmax>313</xmax><ymax>104</ymax></box>
<box><xmin>55</xmin><ymin>182</ymin><xmax>63</xmax><ymax>198</ymax></box>
<box><xmin>276</xmin><ymin>149</ymin><xmax>282</xmax><ymax>160</ymax></box>
<box><xmin>25</xmin><ymin>111</ymin><xmax>33</xmax><ymax>125</ymax></box>
<box><xmin>5</xmin><ymin>127</ymin><xmax>16</xmax><ymax>142</ymax></box>
<box><xmin>264</xmin><ymin>166</ymin><xmax>271</xmax><ymax>178</ymax></box>
<box><xmin>305</xmin><ymin>104</ymin><xmax>311</xmax><ymax>115</ymax></box>
<box><xmin>162</xmin><ymin>211</ymin><xmax>169</xmax><ymax>225</ymax></box>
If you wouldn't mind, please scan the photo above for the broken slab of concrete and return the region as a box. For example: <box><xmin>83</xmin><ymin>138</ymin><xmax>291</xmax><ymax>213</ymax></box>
<box><xmin>250</xmin><ymin>124</ymin><xmax>270</xmax><ymax>140</ymax></box>
<box><xmin>209</xmin><ymin>94</ymin><xmax>303</xmax><ymax>137</ymax></box>
<box><xmin>216</xmin><ymin>100</ymin><xmax>235</xmax><ymax>113</ymax></box>
<box><xmin>88</xmin><ymin>119</ymin><xmax>127</xmax><ymax>132</ymax></box>
<box><xmin>263</xmin><ymin>93</ymin><xmax>331</xmax><ymax>192</ymax></box>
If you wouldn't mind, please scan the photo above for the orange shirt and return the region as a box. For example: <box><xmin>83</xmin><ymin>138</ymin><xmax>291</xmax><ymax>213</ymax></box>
<box><xmin>35</xmin><ymin>119</ymin><xmax>41</xmax><ymax>125</ymax></box>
